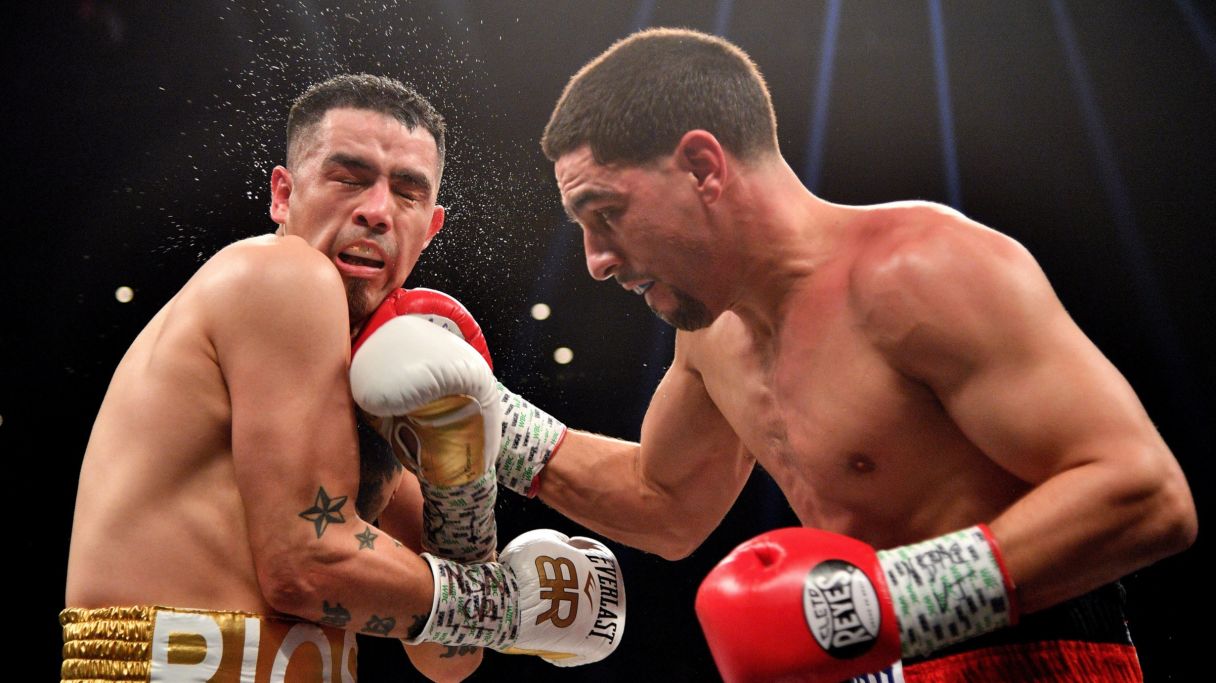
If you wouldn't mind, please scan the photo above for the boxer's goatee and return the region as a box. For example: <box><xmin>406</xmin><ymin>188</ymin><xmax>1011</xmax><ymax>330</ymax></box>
<box><xmin>656</xmin><ymin>287</ymin><xmax>714</xmax><ymax>331</ymax></box>
<box><xmin>346</xmin><ymin>278</ymin><xmax>376</xmax><ymax>328</ymax></box>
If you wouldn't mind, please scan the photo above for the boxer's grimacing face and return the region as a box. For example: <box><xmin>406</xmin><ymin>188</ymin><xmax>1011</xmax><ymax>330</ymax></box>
<box><xmin>556</xmin><ymin>145</ymin><xmax>717</xmax><ymax>331</ymax></box>
<box><xmin>270</xmin><ymin>107</ymin><xmax>444</xmax><ymax>327</ymax></box>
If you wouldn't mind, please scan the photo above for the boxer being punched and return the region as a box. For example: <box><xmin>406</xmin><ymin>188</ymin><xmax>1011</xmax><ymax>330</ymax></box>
<box><xmin>486</xmin><ymin>28</ymin><xmax>1196</xmax><ymax>681</ymax></box>
<box><xmin>62</xmin><ymin>74</ymin><xmax>623</xmax><ymax>683</ymax></box>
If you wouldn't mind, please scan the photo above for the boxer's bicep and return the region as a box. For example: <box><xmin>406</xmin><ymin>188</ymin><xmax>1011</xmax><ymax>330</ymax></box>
<box><xmin>638</xmin><ymin>341</ymin><xmax>754</xmax><ymax>523</ymax></box>
<box><xmin>874</xmin><ymin>230</ymin><xmax>1162</xmax><ymax>481</ymax></box>
<box><xmin>861</xmin><ymin>225</ymin><xmax>1193</xmax><ymax>608</ymax></box>
<box><xmin>208</xmin><ymin>243</ymin><xmax>361</xmax><ymax>562</ymax></box>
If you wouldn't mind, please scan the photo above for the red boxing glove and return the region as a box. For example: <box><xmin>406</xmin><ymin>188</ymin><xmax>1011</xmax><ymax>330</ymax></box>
<box><xmin>353</xmin><ymin>287</ymin><xmax>492</xmax><ymax>370</ymax></box>
<box><xmin>696</xmin><ymin>528</ymin><xmax>900</xmax><ymax>683</ymax></box>
<box><xmin>697</xmin><ymin>526</ymin><xmax>1016</xmax><ymax>683</ymax></box>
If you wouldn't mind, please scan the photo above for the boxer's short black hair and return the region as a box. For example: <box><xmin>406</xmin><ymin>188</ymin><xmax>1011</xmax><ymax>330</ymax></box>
<box><xmin>286</xmin><ymin>74</ymin><xmax>445</xmax><ymax>178</ymax></box>
<box><xmin>542</xmin><ymin>28</ymin><xmax>778</xmax><ymax>165</ymax></box>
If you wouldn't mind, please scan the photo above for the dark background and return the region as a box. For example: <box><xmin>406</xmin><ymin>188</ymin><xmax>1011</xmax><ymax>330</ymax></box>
<box><xmin>7</xmin><ymin>1</ymin><xmax>1213</xmax><ymax>680</ymax></box>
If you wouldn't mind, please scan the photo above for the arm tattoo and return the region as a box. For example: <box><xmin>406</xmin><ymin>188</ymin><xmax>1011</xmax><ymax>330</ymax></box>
<box><xmin>298</xmin><ymin>486</ymin><xmax>348</xmax><ymax>538</ymax></box>
<box><xmin>362</xmin><ymin>614</ymin><xmax>396</xmax><ymax>636</ymax></box>
<box><xmin>355</xmin><ymin>526</ymin><xmax>378</xmax><ymax>550</ymax></box>
<box><xmin>319</xmin><ymin>600</ymin><xmax>351</xmax><ymax>628</ymax></box>
<box><xmin>406</xmin><ymin>613</ymin><xmax>428</xmax><ymax>639</ymax></box>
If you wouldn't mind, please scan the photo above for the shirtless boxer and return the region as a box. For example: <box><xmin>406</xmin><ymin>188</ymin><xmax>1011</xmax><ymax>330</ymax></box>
<box><xmin>480</xmin><ymin>28</ymin><xmax>1197</xmax><ymax>681</ymax></box>
<box><xmin>62</xmin><ymin>74</ymin><xmax>623</xmax><ymax>683</ymax></box>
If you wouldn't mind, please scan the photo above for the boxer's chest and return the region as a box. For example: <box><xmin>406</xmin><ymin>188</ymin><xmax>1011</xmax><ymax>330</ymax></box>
<box><xmin>700</xmin><ymin>293</ymin><xmax>979</xmax><ymax>542</ymax></box>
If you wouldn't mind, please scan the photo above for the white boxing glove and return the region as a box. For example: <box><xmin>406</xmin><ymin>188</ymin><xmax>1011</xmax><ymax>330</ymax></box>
<box><xmin>350</xmin><ymin>312</ymin><xmax>502</xmax><ymax>562</ymax></box>
<box><xmin>410</xmin><ymin>529</ymin><xmax>626</xmax><ymax>667</ymax></box>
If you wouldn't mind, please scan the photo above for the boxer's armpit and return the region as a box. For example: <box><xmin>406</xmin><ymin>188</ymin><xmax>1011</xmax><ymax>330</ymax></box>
<box><xmin>298</xmin><ymin>485</ymin><xmax>350</xmax><ymax>538</ymax></box>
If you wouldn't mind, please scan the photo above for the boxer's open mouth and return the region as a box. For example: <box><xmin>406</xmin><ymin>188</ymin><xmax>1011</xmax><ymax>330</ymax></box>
<box><xmin>339</xmin><ymin>243</ymin><xmax>386</xmax><ymax>269</ymax></box>
<box><xmin>338</xmin><ymin>253</ymin><xmax>385</xmax><ymax>269</ymax></box>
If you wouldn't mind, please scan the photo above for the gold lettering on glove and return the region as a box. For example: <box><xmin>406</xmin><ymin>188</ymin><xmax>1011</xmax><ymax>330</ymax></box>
<box><xmin>534</xmin><ymin>556</ymin><xmax>580</xmax><ymax>627</ymax></box>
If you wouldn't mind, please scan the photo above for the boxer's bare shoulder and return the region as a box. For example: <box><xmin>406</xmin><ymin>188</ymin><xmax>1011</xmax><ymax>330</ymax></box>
<box><xmin>846</xmin><ymin>201</ymin><xmax>1053</xmax><ymax>385</ymax></box>
<box><xmin>189</xmin><ymin>235</ymin><xmax>343</xmax><ymax>313</ymax></box>
<box><xmin>667</xmin><ymin>204</ymin><xmax>1040</xmax><ymax>546</ymax></box>
<box><xmin>65</xmin><ymin>233</ymin><xmax>352</xmax><ymax>611</ymax></box>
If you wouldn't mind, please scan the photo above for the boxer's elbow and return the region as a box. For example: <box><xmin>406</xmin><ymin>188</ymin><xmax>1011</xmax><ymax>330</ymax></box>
<box><xmin>1118</xmin><ymin>446</ymin><xmax>1197</xmax><ymax>562</ymax></box>
<box><xmin>655</xmin><ymin>541</ymin><xmax>698</xmax><ymax>562</ymax></box>
<box><xmin>650</xmin><ymin>517</ymin><xmax>714</xmax><ymax>561</ymax></box>
<box><xmin>259</xmin><ymin>570</ymin><xmax>315</xmax><ymax>616</ymax></box>
<box><xmin>256</xmin><ymin>546</ymin><xmax>344</xmax><ymax>616</ymax></box>
<box><xmin>421</xmin><ymin>661</ymin><xmax>480</xmax><ymax>683</ymax></box>
<box><xmin>258</xmin><ymin>565</ymin><xmax>318</xmax><ymax>616</ymax></box>
<box><xmin>1145</xmin><ymin>464</ymin><xmax>1197</xmax><ymax>558</ymax></box>
<box><xmin>406</xmin><ymin>643</ymin><xmax>483</xmax><ymax>683</ymax></box>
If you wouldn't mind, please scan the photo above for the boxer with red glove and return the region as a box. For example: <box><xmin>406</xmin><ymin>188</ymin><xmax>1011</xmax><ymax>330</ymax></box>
<box><xmin>351</xmin><ymin>288</ymin><xmax>501</xmax><ymax>562</ymax></box>
<box><xmin>696</xmin><ymin>525</ymin><xmax>1017</xmax><ymax>683</ymax></box>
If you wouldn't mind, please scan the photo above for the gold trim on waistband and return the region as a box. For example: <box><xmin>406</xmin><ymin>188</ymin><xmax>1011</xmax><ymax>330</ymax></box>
<box><xmin>61</xmin><ymin>606</ymin><xmax>156</xmax><ymax>681</ymax></box>
<box><xmin>61</xmin><ymin>605</ymin><xmax>357</xmax><ymax>682</ymax></box>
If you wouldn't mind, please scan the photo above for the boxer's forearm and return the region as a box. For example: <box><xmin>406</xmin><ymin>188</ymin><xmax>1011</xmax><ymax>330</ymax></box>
<box><xmin>382</xmin><ymin>454</ymin><xmax>485</xmax><ymax>679</ymax></box>
<box><xmin>536</xmin><ymin>431</ymin><xmax>680</xmax><ymax>555</ymax></box>
<box><xmin>537</xmin><ymin>430</ymin><xmax>751</xmax><ymax>559</ymax></box>
<box><xmin>257</xmin><ymin>515</ymin><xmax>437</xmax><ymax>638</ymax></box>
<box><xmin>988</xmin><ymin>439</ymin><xmax>1195</xmax><ymax>614</ymax></box>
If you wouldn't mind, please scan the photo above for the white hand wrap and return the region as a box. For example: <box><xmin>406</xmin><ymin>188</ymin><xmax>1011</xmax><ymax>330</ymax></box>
<box><xmin>877</xmin><ymin>525</ymin><xmax>1017</xmax><ymax>658</ymax></box>
<box><xmin>497</xmin><ymin>384</ymin><xmax>567</xmax><ymax>497</ymax></box>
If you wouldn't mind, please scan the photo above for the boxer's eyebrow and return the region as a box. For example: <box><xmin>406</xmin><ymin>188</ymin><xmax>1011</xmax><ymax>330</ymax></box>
<box><xmin>326</xmin><ymin>153</ymin><xmax>433</xmax><ymax>197</ymax></box>
<box><xmin>325</xmin><ymin>152</ymin><xmax>374</xmax><ymax>173</ymax></box>
<box><xmin>565</xmin><ymin>189</ymin><xmax>622</xmax><ymax>224</ymax></box>
<box><xmin>389</xmin><ymin>167</ymin><xmax>433</xmax><ymax>197</ymax></box>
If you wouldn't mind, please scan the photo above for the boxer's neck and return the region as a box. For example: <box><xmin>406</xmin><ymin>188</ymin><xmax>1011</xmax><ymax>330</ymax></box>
<box><xmin>719</xmin><ymin>157</ymin><xmax>851</xmax><ymax>334</ymax></box>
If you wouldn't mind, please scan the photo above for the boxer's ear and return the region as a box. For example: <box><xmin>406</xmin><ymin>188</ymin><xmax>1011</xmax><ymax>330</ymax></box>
<box><xmin>423</xmin><ymin>205</ymin><xmax>445</xmax><ymax>249</ymax></box>
<box><xmin>675</xmin><ymin>130</ymin><xmax>726</xmax><ymax>205</ymax></box>
<box><xmin>270</xmin><ymin>165</ymin><xmax>293</xmax><ymax>225</ymax></box>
